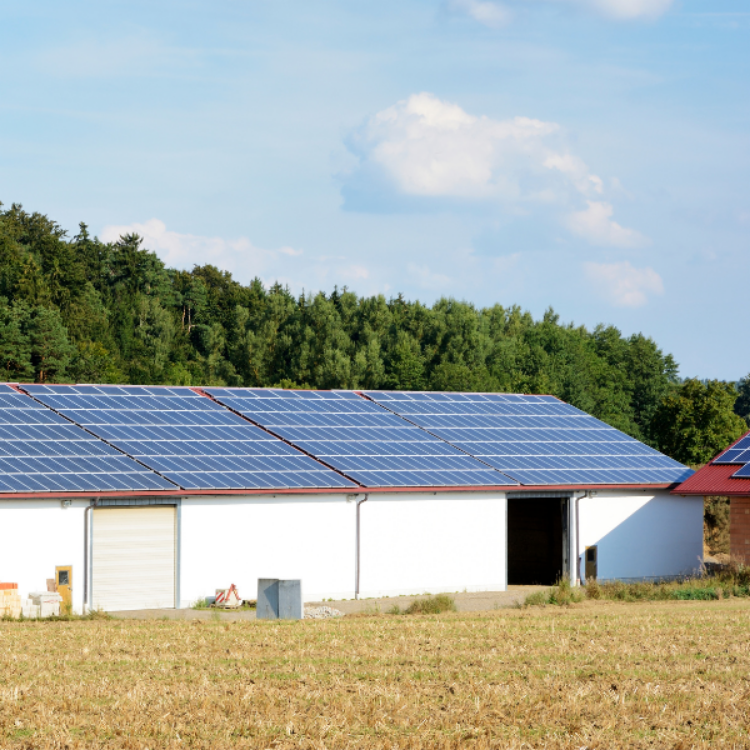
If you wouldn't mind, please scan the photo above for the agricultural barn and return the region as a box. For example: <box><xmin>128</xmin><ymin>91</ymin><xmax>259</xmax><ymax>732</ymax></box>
<box><xmin>673</xmin><ymin>430</ymin><xmax>750</xmax><ymax>563</ymax></box>
<box><xmin>0</xmin><ymin>383</ymin><xmax>700</xmax><ymax>613</ymax></box>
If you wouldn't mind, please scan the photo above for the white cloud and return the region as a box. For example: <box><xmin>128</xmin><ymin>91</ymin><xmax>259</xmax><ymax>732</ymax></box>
<box><xmin>355</xmin><ymin>92</ymin><xmax>600</xmax><ymax>202</ymax></box>
<box><xmin>566</xmin><ymin>201</ymin><xmax>650</xmax><ymax>248</ymax></box>
<box><xmin>584</xmin><ymin>261</ymin><xmax>664</xmax><ymax>307</ymax></box>
<box><xmin>407</xmin><ymin>262</ymin><xmax>453</xmax><ymax>290</ymax></box>
<box><xmin>544</xmin><ymin>153</ymin><xmax>603</xmax><ymax>195</ymax></box>
<box><xmin>348</xmin><ymin>93</ymin><xmax>647</xmax><ymax>245</ymax></box>
<box><xmin>571</xmin><ymin>0</ymin><xmax>673</xmax><ymax>20</ymax></box>
<box><xmin>451</xmin><ymin>0</ymin><xmax>673</xmax><ymax>23</ymax></box>
<box><xmin>100</xmin><ymin>219</ymin><xmax>303</xmax><ymax>282</ymax></box>
<box><xmin>99</xmin><ymin>220</ymin><xmax>387</xmax><ymax>298</ymax></box>
<box><xmin>447</xmin><ymin>0</ymin><xmax>513</xmax><ymax>28</ymax></box>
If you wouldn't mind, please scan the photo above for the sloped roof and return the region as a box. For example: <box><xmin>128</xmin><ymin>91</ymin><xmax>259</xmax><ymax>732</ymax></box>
<box><xmin>673</xmin><ymin>430</ymin><xmax>750</xmax><ymax>497</ymax></box>
<box><xmin>0</xmin><ymin>384</ymin><xmax>176</xmax><ymax>493</ymax></box>
<box><xmin>361</xmin><ymin>390</ymin><xmax>691</xmax><ymax>487</ymax></box>
<box><xmin>0</xmin><ymin>383</ymin><xmax>693</xmax><ymax>497</ymax></box>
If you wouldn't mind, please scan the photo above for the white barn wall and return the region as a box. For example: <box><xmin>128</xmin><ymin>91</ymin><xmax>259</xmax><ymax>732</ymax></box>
<box><xmin>180</xmin><ymin>494</ymin><xmax>357</xmax><ymax>606</ymax></box>
<box><xmin>0</xmin><ymin>499</ymin><xmax>87</xmax><ymax>613</ymax></box>
<box><xmin>358</xmin><ymin>492</ymin><xmax>507</xmax><ymax>598</ymax></box>
<box><xmin>578</xmin><ymin>490</ymin><xmax>703</xmax><ymax>581</ymax></box>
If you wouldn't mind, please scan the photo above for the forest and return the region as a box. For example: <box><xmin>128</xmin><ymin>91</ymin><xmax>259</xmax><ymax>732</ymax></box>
<box><xmin>0</xmin><ymin>202</ymin><xmax>747</xmax><ymax>466</ymax></box>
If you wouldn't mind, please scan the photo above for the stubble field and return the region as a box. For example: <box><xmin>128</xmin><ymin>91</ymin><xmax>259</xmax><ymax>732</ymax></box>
<box><xmin>2</xmin><ymin>600</ymin><xmax>750</xmax><ymax>749</ymax></box>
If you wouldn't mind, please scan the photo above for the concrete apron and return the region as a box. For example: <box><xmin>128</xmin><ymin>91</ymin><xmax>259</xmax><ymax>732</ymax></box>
<box><xmin>109</xmin><ymin>586</ymin><xmax>547</xmax><ymax>620</ymax></box>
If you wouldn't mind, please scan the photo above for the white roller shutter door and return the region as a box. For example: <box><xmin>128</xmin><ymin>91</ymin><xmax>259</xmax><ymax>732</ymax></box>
<box><xmin>92</xmin><ymin>506</ymin><xmax>176</xmax><ymax>611</ymax></box>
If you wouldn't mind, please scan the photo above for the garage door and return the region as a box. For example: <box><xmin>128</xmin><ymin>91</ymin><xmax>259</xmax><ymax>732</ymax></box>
<box><xmin>92</xmin><ymin>506</ymin><xmax>176</xmax><ymax>611</ymax></box>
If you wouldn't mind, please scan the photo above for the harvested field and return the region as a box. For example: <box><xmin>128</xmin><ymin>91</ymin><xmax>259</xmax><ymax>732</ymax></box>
<box><xmin>2</xmin><ymin>601</ymin><xmax>750</xmax><ymax>748</ymax></box>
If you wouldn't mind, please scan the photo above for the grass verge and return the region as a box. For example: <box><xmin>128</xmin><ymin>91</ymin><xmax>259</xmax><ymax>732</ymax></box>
<box><xmin>525</xmin><ymin>564</ymin><xmax>750</xmax><ymax>606</ymax></box>
<box><xmin>388</xmin><ymin>593</ymin><xmax>457</xmax><ymax>615</ymax></box>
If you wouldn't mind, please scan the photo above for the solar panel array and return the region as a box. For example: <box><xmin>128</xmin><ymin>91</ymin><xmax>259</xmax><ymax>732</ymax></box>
<box><xmin>363</xmin><ymin>391</ymin><xmax>693</xmax><ymax>486</ymax></box>
<box><xmin>206</xmin><ymin>388</ymin><xmax>517</xmax><ymax>487</ymax></box>
<box><xmin>0</xmin><ymin>384</ymin><xmax>176</xmax><ymax>493</ymax></box>
<box><xmin>712</xmin><ymin>434</ymin><xmax>750</xmax><ymax>478</ymax></box>
<box><xmin>0</xmin><ymin>383</ymin><xmax>693</xmax><ymax>493</ymax></box>
<box><xmin>24</xmin><ymin>385</ymin><xmax>356</xmax><ymax>491</ymax></box>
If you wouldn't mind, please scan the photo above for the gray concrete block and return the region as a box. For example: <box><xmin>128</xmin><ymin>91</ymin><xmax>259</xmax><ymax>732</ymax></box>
<box><xmin>278</xmin><ymin>579</ymin><xmax>303</xmax><ymax>620</ymax></box>
<box><xmin>257</xmin><ymin>578</ymin><xmax>303</xmax><ymax>620</ymax></box>
<box><xmin>257</xmin><ymin>579</ymin><xmax>279</xmax><ymax>620</ymax></box>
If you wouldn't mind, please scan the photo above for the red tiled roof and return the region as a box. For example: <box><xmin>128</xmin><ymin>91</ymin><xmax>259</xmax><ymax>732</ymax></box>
<box><xmin>672</xmin><ymin>430</ymin><xmax>750</xmax><ymax>496</ymax></box>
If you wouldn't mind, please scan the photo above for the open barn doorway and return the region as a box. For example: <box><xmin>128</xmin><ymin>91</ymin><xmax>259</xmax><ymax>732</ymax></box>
<box><xmin>507</xmin><ymin>497</ymin><xmax>568</xmax><ymax>585</ymax></box>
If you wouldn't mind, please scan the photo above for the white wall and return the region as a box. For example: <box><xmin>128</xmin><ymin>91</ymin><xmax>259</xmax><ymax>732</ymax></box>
<box><xmin>358</xmin><ymin>492</ymin><xmax>506</xmax><ymax>598</ymax></box>
<box><xmin>0</xmin><ymin>499</ymin><xmax>87</xmax><ymax>613</ymax></box>
<box><xmin>577</xmin><ymin>491</ymin><xmax>703</xmax><ymax>581</ymax></box>
<box><xmin>180</xmin><ymin>494</ymin><xmax>357</xmax><ymax>606</ymax></box>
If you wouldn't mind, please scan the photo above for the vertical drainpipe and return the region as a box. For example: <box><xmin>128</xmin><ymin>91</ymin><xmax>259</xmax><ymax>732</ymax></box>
<box><xmin>355</xmin><ymin>494</ymin><xmax>369</xmax><ymax>600</ymax></box>
<box><xmin>573</xmin><ymin>491</ymin><xmax>588</xmax><ymax>586</ymax></box>
<box><xmin>83</xmin><ymin>497</ymin><xmax>100</xmax><ymax>613</ymax></box>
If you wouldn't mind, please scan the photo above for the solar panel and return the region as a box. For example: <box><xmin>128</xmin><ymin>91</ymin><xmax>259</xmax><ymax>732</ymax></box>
<box><xmin>713</xmin><ymin>433</ymin><xmax>750</xmax><ymax>478</ymax></box>
<box><xmin>713</xmin><ymin>436</ymin><xmax>750</xmax><ymax>464</ymax></box>
<box><xmin>363</xmin><ymin>391</ymin><xmax>693</xmax><ymax>486</ymax></box>
<box><xmin>23</xmin><ymin>385</ymin><xmax>356</xmax><ymax>491</ymax></box>
<box><xmin>0</xmin><ymin>384</ymin><xmax>176</xmax><ymax>493</ymax></box>
<box><xmin>205</xmin><ymin>388</ymin><xmax>518</xmax><ymax>488</ymax></box>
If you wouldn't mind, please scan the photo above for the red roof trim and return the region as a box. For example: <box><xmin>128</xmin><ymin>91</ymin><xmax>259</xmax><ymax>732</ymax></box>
<box><xmin>672</xmin><ymin>463</ymin><xmax>750</xmax><ymax>496</ymax></box>
<box><xmin>0</xmin><ymin>482</ymin><xmax>676</xmax><ymax>500</ymax></box>
<box><xmin>672</xmin><ymin>429</ymin><xmax>750</xmax><ymax>495</ymax></box>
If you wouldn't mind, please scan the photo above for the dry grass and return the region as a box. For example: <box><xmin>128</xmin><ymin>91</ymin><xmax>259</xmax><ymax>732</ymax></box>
<box><xmin>2</xmin><ymin>601</ymin><xmax>750</xmax><ymax>748</ymax></box>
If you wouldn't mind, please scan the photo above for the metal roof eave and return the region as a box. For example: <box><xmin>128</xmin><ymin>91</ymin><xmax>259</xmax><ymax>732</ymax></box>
<box><xmin>0</xmin><ymin>482</ymin><xmax>679</xmax><ymax>501</ymax></box>
<box><xmin>671</xmin><ymin>429</ymin><xmax>750</xmax><ymax>496</ymax></box>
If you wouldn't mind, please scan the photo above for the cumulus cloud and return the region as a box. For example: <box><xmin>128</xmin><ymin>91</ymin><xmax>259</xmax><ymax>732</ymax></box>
<box><xmin>350</xmin><ymin>92</ymin><xmax>599</xmax><ymax>202</ymax></box>
<box><xmin>566</xmin><ymin>201</ymin><xmax>649</xmax><ymax>248</ymax></box>
<box><xmin>450</xmin><ymin>0</ymin><xmax>673</xmax><ymax>24</ymax></box>
<box><xmin>345</xmin><ymin>92</ymin><xmax>646</xmax><ymax>246</ymax></box>
<box><xmin>100</xmin><ymin>219</ymin><xmax>302</xmax><ymax>281</ymax></box>
<box><xmin>584</xmin><ymin>261</ymin><xmax>664</xmax><ymax>307</ymax></box>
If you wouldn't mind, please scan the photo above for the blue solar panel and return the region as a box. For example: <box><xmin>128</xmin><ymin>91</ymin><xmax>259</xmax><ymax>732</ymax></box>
<box><xmin>206</xmin><ymin>388</ymin><xmax>517</xmax><ymax>488</ymax></box>
<box><xmin>713</xmin><ymin>436</ymin><xmax>750</xmax><ymax>464</ymax></box>
<box><xmin>733</xmin><ymin>463</ymin><xmax>750</xmax><ymax>478</ymax></box>
<box><xmin>0</xmin><ymin>384</ymin><xmax>176</xmax><ymax>493</ymax></box>
<box><xmin>24</xmin><ymin>385</ymin><xmax>356</xmax><ymax>491</ymax></box>
<box><xmin>363</xmin><ymin>391</ymin><xmax>692</xmax><ymax>486</ymax></box>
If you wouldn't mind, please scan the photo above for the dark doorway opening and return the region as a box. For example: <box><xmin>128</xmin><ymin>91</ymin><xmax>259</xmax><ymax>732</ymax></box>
<box><xmin>507</xmin><ymin>497</ymin><xmax>566</xmax><ymax>585</ymax></box>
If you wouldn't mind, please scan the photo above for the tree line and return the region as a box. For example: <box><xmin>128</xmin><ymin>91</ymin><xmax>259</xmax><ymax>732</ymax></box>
<box><xmin>0</xmin><ymin>202</ymin><xmax>747</xmax><ymax>464</ymax></box>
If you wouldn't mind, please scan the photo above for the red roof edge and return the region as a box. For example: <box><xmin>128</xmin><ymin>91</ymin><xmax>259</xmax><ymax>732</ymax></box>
<box><xmin>0</xmin><ymin>483</ymin><xmax>677</xmax><ymax>501</ymax></box>
<box><xmin>672</xmin><ymin>429</ymin><xmax>750</xmax><ymax>496</ymax></box>
<box><xmin>672</xmin><ymin>463</ymin><xmax>750</xmax><ymax>496</ymax></box>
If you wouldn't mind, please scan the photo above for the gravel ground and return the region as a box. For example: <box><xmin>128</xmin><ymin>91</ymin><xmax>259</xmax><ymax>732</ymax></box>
<box><xmin>110</xmin><ymin>586</ymin><xmax>546</xmax><ymax>620</ymax></box>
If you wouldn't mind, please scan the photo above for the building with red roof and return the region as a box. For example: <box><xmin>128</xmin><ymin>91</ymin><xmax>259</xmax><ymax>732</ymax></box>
<box><xmin>673</xmin><ymin>430</ymin><xmax>750</xmax><ymax>563</ymax></box>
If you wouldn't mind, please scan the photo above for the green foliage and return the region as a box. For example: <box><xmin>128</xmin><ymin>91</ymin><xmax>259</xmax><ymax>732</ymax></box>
<box><xmin>0</xmin><ymin>201</ymin><xmax>719</xmax><ymax>464</ymax></box>
<box><xmin>524</xmin><ymin>578</ymin><xmax>585</xmax><ymax>606</ymax></box>
<box><xmin>401</xmin><ymin>594</ymin><xmax>457</xmax><ymax>615</ymax></box>
<box><xmin>736</xmin><ymin>373</ymin><xmax>750</xmax><ymax>428</ymax></box>
<box><xmin>526</xmin><ymin>567</ymin><xmax>750</xmax><ymax>606</ymax></box>
<box><xmin>651</xmin><ymin>379</ymin><xmax>747</xmax><ymax>464</ymax></box>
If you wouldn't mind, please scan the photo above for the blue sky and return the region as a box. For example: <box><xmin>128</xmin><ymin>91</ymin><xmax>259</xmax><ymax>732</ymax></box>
<box><xmin>1</xmin><ymin>0</ymin><xmax>748</xmax><ymax>380</ymax></box>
